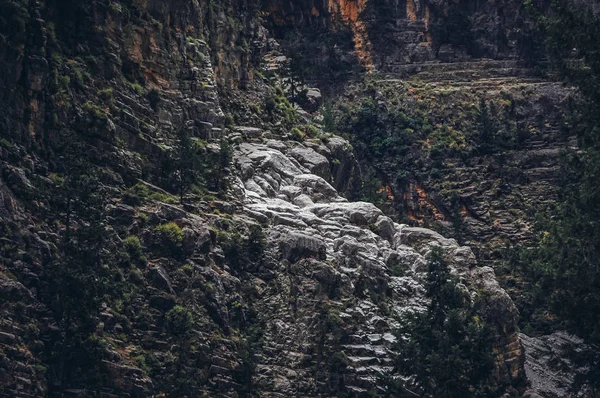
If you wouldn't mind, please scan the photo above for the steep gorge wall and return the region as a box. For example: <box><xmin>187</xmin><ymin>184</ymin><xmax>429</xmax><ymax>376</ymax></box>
<box><xmin>0</xmin><ymin>0</ymin><xmax>262</xmax><ymax>395</ymax></box>
<box><xmin>331</xmin><ymin>74</ymin><xmax>576</xmax><ymax>270</ymax></box>
<box><xmin>262</xmin><ymin>0</ymin><xmax>536</xmax><ymax>75</ymax></box>
<box><xmin>0</xmin><ymin>0</ymin><xmax>553</xmax><ymax>396</ymax></box>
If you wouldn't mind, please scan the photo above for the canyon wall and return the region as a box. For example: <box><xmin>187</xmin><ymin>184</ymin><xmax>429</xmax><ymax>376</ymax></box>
<box><xmin>0</xmin><ymin>0</ymin><xmax>568</xmax><ymax>396</ymax></box>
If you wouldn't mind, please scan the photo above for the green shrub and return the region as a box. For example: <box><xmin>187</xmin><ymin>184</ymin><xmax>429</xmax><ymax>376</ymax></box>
<box><xmin>165</xmin><ymin>305</ymin><xmax>193</xmax><ymax>335</ymax></box>
<box><xmin>180</xmin><ymin>263</ymin><xmax>194</xmax><ymax>274</ymax></box>
<box><xmin>305</xmin><ymin>124</ymin><xmax>320</xmax><ymax>138</ymax></box>
<box><xmin>0</xmin><ymin>138</ymin><xmax>13</xmax><ymax>149</ymax></box>
<box><xmin>34</xmin><ymin>364</ymin><xmax>47</xmax><ymax>373</ymax></box>
<box><xmin>124</xmin><ymin>236</ymin><xmax>142</xmax><ymax>258</ymax></box>
<box><xmin>50</xmin><ymin>52</ymin><xmax>63</xmax><ymax>66</ymax></box>
<box><xmin>98</xmin><ymin>88</ymin><xmax>114</xmax><ymax>103</ymax></box>
<box><xmin>224</xmin><ymin>113</ymin><xmax>235</xmax><ymax>127</ymax></box>
<box><xmin>123</xmin><ymin>77</ymin><xmax>145</xmax><ymax>95</ymax></box>
<box><xmin>391</xmin><ymin>264</ymin><xmax>404</xmax><ymax>277</ymax></box>
<box><xmin>83</xmin><ymin>101</ymin><xmax>107</xmax><ymax>120</ymax></box>
<box><xmin>131</xmin><ymin>82</ymin><xmax>144</xmax><ymax>95</ymax></box>
<box><xmin>123</xmin><ymin>183</ymin><xmax>150</xmax><ymax>205</ymax></box>
<box><xmin>290</xmin><ymin>127</ymin><xmax>304</xmax><ymax>141</ymax></box>
<box><xmin>322</xmin><ymin>104</ymin><xmax>336</xmax><ymax>132</ymax></box>
<box><xmin>154</xmin><ymin>222</ymin><xmax>183</xmax><ymax>253</ymax></box>
<box><xmin>58</xmin><ymin>75</ymin><xmax>70</xmax><ymax>93</ymax></box>
<box><xmin>217</xmin><ymin>229</ymin><xmax>244</xmax><ymax>266</ymax></box>
<box><xmin>129</xmin><ymin>268</ymin><xmax>144</xmax><ymax>283</ymax></box>
<box><xmin>277</xmin><ymin>99</ymin><xmax>297</xmax><ymax>124</ymax></box>
<box><xmin>72</xmin><ymin>65</ymin><xmax>85</xmax><ymax>87</ymax></box>
<box><xmin>123</xmin><ymin>183</ymin><xmax>178</xmax><ymax>205</ymax></box>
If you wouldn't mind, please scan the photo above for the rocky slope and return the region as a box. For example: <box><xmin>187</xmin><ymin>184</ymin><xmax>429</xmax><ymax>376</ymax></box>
<box><xmin>331</xmin><ymin>67</ymin><xmax>577</xmax><ymax>267</ymax></box>
<box><xmin>0</xmin><ymin>0</ymin><xmax>578</xmax><ymax>396</ymax></box>
<box><xmin>0</xmin><ymin>105</ymin><xmax>524</xmax><ymax>397</ymax></box>
<box><xmin>234</xmin><ymin>136</ymin><xmax>523</xmax><ymax>394</ymax></box>
<box><xmin>520</xmin><ymin>332</ymin><xmax>588</xmax><ymax>398</ymax></box>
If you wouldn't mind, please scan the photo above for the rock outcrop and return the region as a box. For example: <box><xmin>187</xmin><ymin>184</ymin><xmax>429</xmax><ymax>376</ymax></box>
<box><xmin>234</xmin><ymin>138</ymin><xmax>524</xmax><ymax>394</ymax></box>
<box><xmin>520</xmin><ymin>332</ymin><xmax>588</xmax><ymax>398</ymax></box>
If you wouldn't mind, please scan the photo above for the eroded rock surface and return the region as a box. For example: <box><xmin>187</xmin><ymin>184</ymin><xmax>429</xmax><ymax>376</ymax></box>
<box><xmin>521</xmin><ymin>332</ymin><xmax>588</xmax><ymax>398</ymax></box>
<box><xmin>234</xmin><ymin>139</ymin><xmax>524</xmax><ymax>394</ymax></box>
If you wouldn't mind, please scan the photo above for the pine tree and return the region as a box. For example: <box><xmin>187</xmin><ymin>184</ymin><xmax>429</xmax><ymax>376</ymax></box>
<box><xmin>173</xmin><ymin>125</ymin><xmax>202</xmax><ymax>203</ymax></box>
<box><xmin>477</xmin><ymin>98</ymin><xmax>496</xmax><ymax>153</ymax></box>
<box><xmin>43</xmin><ymin>137</ymin><xmax>113</xmax><ymax>393</ymax></box>
<box><xmin>387</xmin><ymin>247</ymin><xmax>498</xmax><ymax>398</ymax></box>
<box><xmin>213</xmin><ymin>138</ymin><xmax>232</xmax><ymax>196</ymax></box>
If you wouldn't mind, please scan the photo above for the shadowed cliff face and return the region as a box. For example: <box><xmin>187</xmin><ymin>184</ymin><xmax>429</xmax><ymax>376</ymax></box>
<box><xmin>262</xmin><ymin>0</ymin><xmax>534</xmax><ymax>74</ymax></box>
<box><xmin>329</xmin><ymin>0</ymin><xmax>374</xmax><ymax>70</ymax></box>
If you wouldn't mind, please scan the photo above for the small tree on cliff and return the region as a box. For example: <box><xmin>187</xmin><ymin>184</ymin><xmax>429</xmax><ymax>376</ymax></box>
<box><xmin>386</xmin><ymin>247</ymin><xmax>499</xmax><ymax>398</ymax></box>
<box><xmin>43</xmin><ymin>136</ymin><xmax>116</xmax><ymax>392</ymax></box>
<box><xmin>211</xmin><ymin>138</ymin><xmax>232</xmax><ymax>197</ymax></box>
<box><xmin>278</xmin><ymin>55</ymin><xmax>305</xmax><ymax>105</ymax></box>
<box><xmin>477</xmin><ymin>98</ymin><xmax>497</xmax><ymax>153</ymax></box>
<box><xmin>173</xmin><ymin>125</ymin><xmax>202</xmax><ymax>203</ymax></box>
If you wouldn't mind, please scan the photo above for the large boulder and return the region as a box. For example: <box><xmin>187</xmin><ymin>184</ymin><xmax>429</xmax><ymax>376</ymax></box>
<box><xmin>289</xmin><ymin>146</ymin><xmax>330</xmax><ymax>179</ymax></box>
<box><xmin>277</xmin><ymin>231</ymin><xmax>327</xmax><ymax>262</ymax></box>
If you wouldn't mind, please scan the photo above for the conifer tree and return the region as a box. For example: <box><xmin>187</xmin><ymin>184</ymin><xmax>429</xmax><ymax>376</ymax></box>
<box><xmin>173</xmin><ymin>125</ymin><xmax>202</xmax><ymax>203</ymax></box>
<box><xmin>43</xmin><ymin>137</ymin><xmax>113</xmax><ymax>392</ymax></box>
<box><xmin>386</xmin><ymin>247</ymin><xmax>498</xmax><ymax>398</ymax></box>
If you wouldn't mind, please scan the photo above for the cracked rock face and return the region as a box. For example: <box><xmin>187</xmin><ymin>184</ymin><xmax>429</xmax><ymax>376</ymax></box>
<box><xmin>234</xmin><ymin>139</ymin><xmax>524</xmax><ymax>394</ymax></box>
<box><xmin>520</xmin><ymin>332</ymin><xmax>589</xmax><ymax>398</ymax></box>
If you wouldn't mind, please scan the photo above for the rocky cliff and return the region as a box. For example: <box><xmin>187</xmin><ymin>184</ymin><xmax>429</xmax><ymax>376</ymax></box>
<box><xmin>0</xmin><ymin>0</ymin><xmax>573</xmax><ymax>396</ymax></box>
<box><xmin>263</xmin><ymin>0</ymin><xmax>539</xmax><ymax>78</ymax></box>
